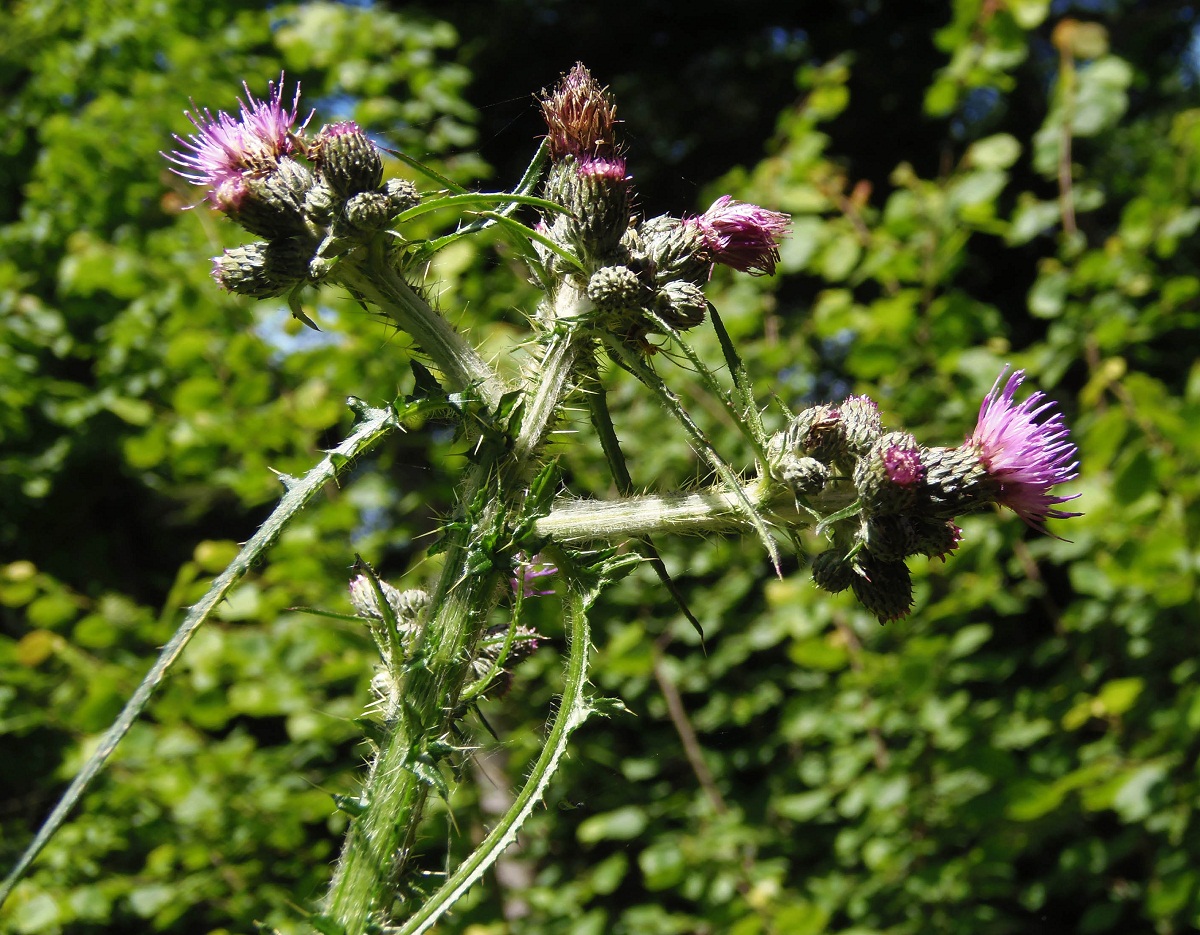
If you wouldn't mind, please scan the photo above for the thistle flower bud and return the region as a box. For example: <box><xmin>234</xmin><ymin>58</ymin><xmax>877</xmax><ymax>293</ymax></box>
<box><xmin>214</xmin><ymin>156</ymin><xmax>313</xmax><ymax>238</ymax></box>
<box><xmin>811</xmin><ymin>549</ymin><xmax>854</xmax><ymax>594</ymax></box>
<box><xmin>543</xmin><ymin>156</ymin><xmax>632</xmax><ymax>256</ymax></box>
<box><xmin>637</xmin><ymin>215</ymin><xmax>712</xmax><ymax>286</ymax></box>
<box><xmin>778</xmin><ymin>455</ymin><xmax>829</xmax><ymax>496</ymax></box>
<box><xmin>912</xmin><ymin>519</ymin><xmax>963</xmax><ymax>561</ymax></box>
<box><xmin>851</xmin><ymin>553</ymin><xmax>914</xmax><ymax>623</ymax></box>
<box><xmin>854</xmin><ymin>431</ymin><xmax>925</xmax><ymax>513</ymax></box>
<box><xmin>303</xmin><ymin>181</ymin><xmax>338</xmax><ymax>226</ymax></box>
<box><xmin>539</xmin><ymin>63</ymin><xmax>618</xmax><ymax>160</ymax></box>
<box><xmin>587</xmin><ymin>265</ymin><xmax>645</xmax><ymax>310</ymax></box>
<box><xmin>343</xmin><ymin>190</ymin><xmax>393</xmax><ymax>234</ymax></box>
<box><xmin>383</xmin><ymin>179</ymin><xmax>420</xmax><ymax>214</ymax></box>
<box><xmin>785</xmin><ymin>405</ymin><xmax>846</xmax><ymax>463</ymax></box>
<box><xmin>654</xmin><ymin>280</ymin><xmax>708</xmax><ymax>331</ymax></box>
<box><xmin>864</xmin><ymin>514</ymin><xmax>920</xmax><ymax>562</ymax></box>
<box><xmin>312</xmin><ymin>121</ymin><xmax>383</xmax><ymax>196</ymax></box>
<box><xmin>840</xmin><ymin>395</ymin><xmax>883</xmax><ymax>455</ymax></box>
<box><xmin>212</xmin><ymin>238</ymin><xmax>311</xmax><ymax>297</ymax></box>
<box><xmin>349</xmin><ymin>575</ymin><xmax>430</xmax><ymax>626</ymax></box>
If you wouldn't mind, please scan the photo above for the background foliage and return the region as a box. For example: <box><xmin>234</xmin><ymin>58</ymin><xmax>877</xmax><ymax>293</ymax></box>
<box><xmin>2</xmin><ymin>0</ymin><xmax>1199</xmax><ymax>933</ymax></box>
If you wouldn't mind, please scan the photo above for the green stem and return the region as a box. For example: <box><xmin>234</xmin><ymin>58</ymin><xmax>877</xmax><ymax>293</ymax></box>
<box><xmin>603</xmin><ymin>336</ymin><xmax>783</xmax><ymax>571</ymax></box>
<box><xmin>534</xmin><ymin>481</ymin><xmax>857</xmax><ymax>542</ymax></box>
<box><xmin>335</xmin><ymin>247</ymin><xmax>505</xmax><ymax>408</ymax></box>
<box><xmin>319</xmin><ymin>284</ymin><xmax>596</xmax><ymax>932</ymax></box>
<box><xmin>394</xmin><ymin>570</ymin><xmax>597</xmax><ymax>935</ymax></box>
<box><xmin>0</xmin><ymin>402</ymin><xmax>402</xmax><ymax>909</ymax></box>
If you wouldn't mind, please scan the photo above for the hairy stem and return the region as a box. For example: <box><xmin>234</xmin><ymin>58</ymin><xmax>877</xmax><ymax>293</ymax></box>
<box><xmin>336</xmin><ymin>246</ymin><xmax>505</xmax><ymax>408</ymax></box>
<box><xmin>534</xmin><ymin>481</ymin><xmax>856</xmax><ymax>543</ymax></box>
<box><xmin>320</xmin><ymin>284</ymin><xmax>597</xmax><ymax>931</ymax></box>
<box><xmin>394</xmin><ymin>568</ymin><xmax>598</xmax><ymax>935</ymax></box>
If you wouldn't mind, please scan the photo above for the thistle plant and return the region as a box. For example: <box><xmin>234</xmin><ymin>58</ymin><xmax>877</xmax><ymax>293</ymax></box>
<box><xmin>0</xmin><ymin>66</ymin><xmax>1080</xmax><ymax>931</ymax></box>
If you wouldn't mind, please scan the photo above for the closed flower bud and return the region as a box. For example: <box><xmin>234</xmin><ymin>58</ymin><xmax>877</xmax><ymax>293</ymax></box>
<box><xmin>854</xmin><ymin>431</ymin><xmax>925</xmax><ymax>513</ymax></box>
<box><xmin>840</xmin><ymin>395</ymin><xmax>882</xmax><ymax>455</ymax></box>
<box><xmin>912</xmin><ymin>519</ymin><xmax>963</xmax><ymax>561</ymax></box>
<box><xmin>786</xmin><ymin>405</ymin><xmax>846</xmax><ymax>463</ymax></box>
<box><xmin>343</xmin><ymin>190</ymin><xmax>393</xmax><ymax>234</ymax></box>
<box><xmin>349</xmin><ymin>575</ymin><xmax>430</xmax><ymax>627</ymax></box>
<box><xmin>654</xmin><ymin>280</ymin><xmax>708</xmax><ymax>330</ymax></box>
<box><xmin>864</xmin><ymin>514</ymin><xmax>920</xmax><ymax>562</ymax></box>
<box><xmin>587</xmin><ymin>264</ymin><xmax>645</xmax><ymax>310</ymax></box>
<box><xmin>383</xmin><ymin>179</ymin><xmax>420</xmax><ymax>214</ymax></box>
<box><xmin>212</xmin><ymin>238</ymin><xmax>310</xmax><ymax>297</ymax></box>
<box><xmin>637</xmin><ymin>215</ymin><xmax>712</xmax><ymax>286</ymax></box>
<box><xmin>850</xmin><ymin>553</ymin><xmax>914</xmax><ymax>623</ymax></box>
<box><xmin>313</xmin><ymin>121</ymin><xmax>384</xmax><ymax>196</ymax></box>
<box><xmin>303</xmin><ymin>181</ymin><xmax>338</xmax><ymax>226</ymax></box>
<box><xmin>811</xmin><ymin>549</ymin><xmax>854</xmax><ymax>594</ymax></box>
<box><xmin>778</xmin><ymin>455</ymin><xmax>829</xmax><ymax>496</ymax></box>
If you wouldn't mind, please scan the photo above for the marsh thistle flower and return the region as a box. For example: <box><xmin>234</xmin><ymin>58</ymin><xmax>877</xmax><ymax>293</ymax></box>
<box><xmin>687</xmin><ymin>195</ymin><xmax>791</xmax><ymax>276</ymax></box>
<box><xmin>969</xmin><ymin>367</ymin><xmax>1081</xmax><ymax>532</ymax></box>
<box><xmin>166</xmin><ymin>74</ymin><xmax>307</xmax><ymax>204</ymax></box>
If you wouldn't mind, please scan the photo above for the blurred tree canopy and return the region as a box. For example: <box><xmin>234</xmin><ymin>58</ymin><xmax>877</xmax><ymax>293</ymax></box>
<box><xmin>3</xmin><ymin>1</ymin><xmax>1200</xmax><ymax>933</ymax></box>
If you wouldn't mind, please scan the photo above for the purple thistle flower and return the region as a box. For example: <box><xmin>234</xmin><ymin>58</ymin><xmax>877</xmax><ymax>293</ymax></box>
<box><xmin>511</xmin><ymin>553</ymin><xmax>557</xmax><ymax>598</ymax></box>
<box><xmin>687</xmin><ymin>195</ymin><xmax>792</xmax><ymax>276</ymax></box>
<box><xmin>576</xmin><ymin>155</ymin><xmax>628</xmax><ymax>182</ymax></box>
<box><xmin>969</xmin><ymin>367</ymin><xmax>1082</xmax><ymax>533</ymax></box>
<box><xmin>165</xmin><ymin>74</ymin><xmax>307</xmax><ymax>204</ymax></box>
<box><xmin>882</xmin><ymin>445</ymin><xmax>924</xmax><ymax>487</ymax></box>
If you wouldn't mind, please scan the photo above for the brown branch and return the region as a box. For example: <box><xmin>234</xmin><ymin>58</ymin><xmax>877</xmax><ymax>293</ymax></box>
<box><xmin>652</xmin><ymin>635</ymin><xmax>728</xmax><ymax>816</ymax></box>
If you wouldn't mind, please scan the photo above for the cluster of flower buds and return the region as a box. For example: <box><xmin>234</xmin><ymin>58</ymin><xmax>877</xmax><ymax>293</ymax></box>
<box><xmin>768</xmin><ymin>368</ymin><xmax>1081</xmax><ymax>623</ymax></box>
<box><xmin>166</xmin><ymin>75</ymin><xmax>418</xmax><ymax>302</ymax></box>
<box><xmin>535</xmin><ymin>65</ymin><xmax>791</xmax><ymax>342</ymax></box>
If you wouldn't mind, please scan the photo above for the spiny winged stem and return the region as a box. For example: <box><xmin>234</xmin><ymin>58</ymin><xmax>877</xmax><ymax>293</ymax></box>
<box><xmin>334</xmin><ymin>243</ymin><xmax>506</xmax><ymax>410</ymax></box>
<box><xmin>320</xmin><ymin>281</ymin><xmax>596</xmax><ymax>932</ymax></box>
<box><xmin>393</xmin><ymin>564</ymin><xmax>599</xmax><ymax>935</ymax></box>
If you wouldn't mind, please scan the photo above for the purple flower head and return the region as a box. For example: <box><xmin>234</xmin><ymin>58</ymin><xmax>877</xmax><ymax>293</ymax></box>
<box><xmin>686</xmin><ymin>195</ymin><xmax>792</xmax><ymax>276</ymax></box>
<box><xmin>576</xmin><ymin>155</ymin><xmax>628</xmax><ymax>183</ymax></box>
<box><xmin>882</xmin><ymin>445</ymin><xmax>924</xmax><ymax>487</ymax></box>
<box><xmin>969</xmin><ymin>366</ymin><xmax>1082</xmax><ymax>533</ymax></box>
<box><xmin>165</xmin><ymin>74</ymin><xmax>308</xmax><ymax>204</ymax></box>
<box><xmin>510</xmin><ymin>553</ymin><xmax>557</xmax><ymax>598</ymax></box>
<box><xmin>319</xmin><ymin>120</ymin><xmax>362</xmax><ymax>139</ymax></box>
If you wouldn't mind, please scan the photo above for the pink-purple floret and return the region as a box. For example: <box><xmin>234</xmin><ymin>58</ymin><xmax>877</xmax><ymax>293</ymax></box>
<box><xmin>575</xmin><ymin>155</ymin><xmax>628</xmax><ymax>181</ymax></box>
<box><xmin>511</xmin><ymin>554</ymin><xmax>557</xmax><ymax>598</ymax></box>
<box><xmin>165</xmin><ymin>75</ymin><xmax>307</xmax><ymax>203</ymax></box>
<box><xmin>970</xmin><ymin>367</ymin><xmax>1082</xmax><ymax>532</ymax></box>
<box><xmin>687</xmin><ymin>195</ymin><xmax>792</xmax><ymax>276</ymax></box>
<box><xmin>883</xmin><ymin>447</ymin><xmax>924</xmax><ymax>487</ymax></box>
